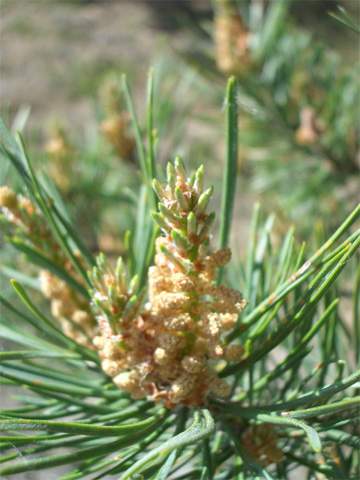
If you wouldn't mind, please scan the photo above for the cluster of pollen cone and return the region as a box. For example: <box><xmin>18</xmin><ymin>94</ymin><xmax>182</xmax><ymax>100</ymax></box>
<box><xmin>0</xmin><ymin>160</ymin><xmax>245</xmax><ymax>407</ymax></box>
<box><xmin>0</xmin><ymin>186</ymin><xmax>96</xmax><ymax>349</ymax></box>
<box><xmin>91</xmin><ymin>159</ymin><xmax>246</xmax><ymax>406</ymax></box>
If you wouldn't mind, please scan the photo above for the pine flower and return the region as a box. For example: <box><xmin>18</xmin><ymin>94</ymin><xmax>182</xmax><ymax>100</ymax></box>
<box><xmin>0</xmin><ymin>187</ymin><xmax>58</xmax><ymax>254</ymax></box>
<box><xmin>214</xmin><ymin>4</ymin><xmax>252</xmax><ymax>75</ymax></box>
<box><xmin>39</xmin><ymin>270</ymin><xmax>95</xmax><ymax>348</ymax></box>
<box><xmin>0</xmin><ymin>185</ymin><xmax>18</xmax><ymax>210</ymax></box>
<box><xmin>0</xmin><ymin>187</ymin><xmax>96</xmax><ymax>348</ymax></box>
<box><xmin>45</xmin><ymin>124</ymin><xmax>75</xmax><ymax>192</ymax></box>
<box><xmin>100</xmin><ymin>114</ymin><xmax>135</xmax><ymax>160</ymax></box>
<box><xmin>98</xmin><ymin>75</ymin><xmax>135</xmax><ymax>160</ymax></box>
<box><xmin>295</xmin><ymin>107</ymin><xmax>322</xmax><ymax>145</ymax></box>
<box><xmin>98</xmin><ymin>74</ymin><xmax>123</xmax><ymax>116</ymax></box>
<box><xmin>242</xmin><ymin>425</ymin><xmax>284</xmax><ymax>466</ymax></box>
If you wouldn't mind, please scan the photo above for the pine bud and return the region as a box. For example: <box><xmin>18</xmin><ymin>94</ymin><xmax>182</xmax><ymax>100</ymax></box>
<box><xmin>175</xmin><ymin>186</ymin><xmax>188</xmax><ymax>210</ymax></box>
<box><xmin>152</xmin><ymin>179</ymin><xmax>164</xmax><ymax>199</ymax></box>
<box><xmin>172</xmin><ymin>229</ymin><xmax>191</xmax><ymax>251</ymax></box>
<box><xmin>174</xmin><ymin>156</ymin><xmax>186</xmax><ymax>179</ymax></box>
<box><xmin>152</xmin><ymin>211</ymin><xmax>168</xmax><ymax>231</ymax></box>
<box><xmin>193</xmin><ymin>164</ymin><xmax>204</xmax><ymax>194</ymax></box>
<box><xmin>187</xmin><ymin>211</ymin><xmax>197</xmax><ymax>236</ymax></box>
<box><xmin>197</xmin><ymin>186</ymin><xmax>213</xmax><ymax>214</ymax></box>
<box><xmin>159</xmin><ymin>204</ymin><xmax>180</xmax><ymax>225</ymax></box>
<box><xmin>166</xmin><ymin>162</ymin><xmax>176</xmax><ymax>192</ymax></box>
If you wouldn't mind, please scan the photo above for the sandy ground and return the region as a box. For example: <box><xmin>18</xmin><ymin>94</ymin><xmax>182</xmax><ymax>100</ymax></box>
<box><xmin>1</xmin><ymin>0</ymin><xmax>167</xmax><ymax>127</ymax></box>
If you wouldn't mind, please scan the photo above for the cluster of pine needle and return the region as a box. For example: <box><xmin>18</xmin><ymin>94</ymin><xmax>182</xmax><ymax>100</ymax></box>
<box><xmin>0</xmin><ymin>70</ymin><xmax>359</xmax><ymax>480</ymax></box>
